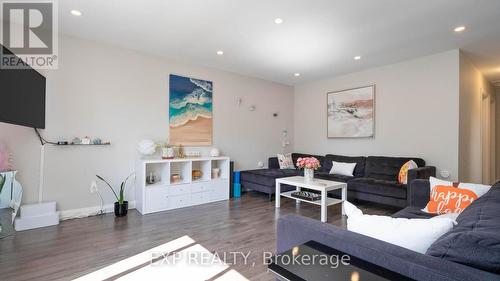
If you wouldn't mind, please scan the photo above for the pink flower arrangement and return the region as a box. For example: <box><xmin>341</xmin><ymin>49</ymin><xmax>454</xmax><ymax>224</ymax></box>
<box><xmin>296</xmin><ymin>157</ymin><xmax>321</xmax><ymax>170</ymax></box>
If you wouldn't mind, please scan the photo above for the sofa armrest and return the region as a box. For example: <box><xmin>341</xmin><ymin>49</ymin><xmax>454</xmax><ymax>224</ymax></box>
<box><xmin>408</xmin><ymin>179</ymin><xmax>431</xmax><ymax>208</ymax></box>
<box><xmin>268</xmin><ymin>157</ymin><xmax>279</xmax><ymax>169</ymax></box>
<box><xmin>407</xmin><ymin>166</ymin><xmax>436</xmax><ymax>184</ymax></box>
<box><xmin>277</xmin><ymin>214</ymin><xmax>498</xmax><ymax>281</ymax></box>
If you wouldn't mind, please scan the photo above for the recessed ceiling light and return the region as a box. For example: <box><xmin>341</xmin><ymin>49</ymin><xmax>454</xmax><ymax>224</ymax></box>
<box><xmin>274</xmin><ymin>18</ymin><xmax>283</xmax><ymax>24</ymax></box>
<box><xmin>454</xmin><ymin>26</ymin><xmax>466</xmax><ymax>32</ymax></box>
<box><xmin>70</xmin><ymin>10</ymin><xmax>82</xmax><ymax>16</ymax></box>
<box><xmin>294</xmin><ymin>73</ymin><xmax>300</xmax><ymax>77</ymax></box>
<box><xmin>216</xmin><ymin>50</ymin><xmax>224</xmax><ymax>55</ymax></box>
<box><xmin>354</xmin><ymin>56</ymin><xmax>361</xmax><ymax>60</ymax></box>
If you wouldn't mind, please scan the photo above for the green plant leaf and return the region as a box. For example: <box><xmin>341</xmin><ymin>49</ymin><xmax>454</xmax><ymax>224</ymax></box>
<box><xmin>96</xmin><ymin>172</ymin><xmax>134</xmax><ymax>206</ymax></box>
<box><xmin>119</xmin><ymin>182</ymin><xmax>124</xmax><ymax>205</ymax></box>
<box><xmin>96</xmin><ymin>175</ymin><xmax>120</xmax><ymax>202</ymax></box>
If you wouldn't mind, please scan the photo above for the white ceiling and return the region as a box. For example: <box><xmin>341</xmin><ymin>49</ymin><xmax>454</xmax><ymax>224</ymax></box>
<box><xmin>59</xmin><ymin>0</ymin><xmax>500</xmax><ymax>86</ymax></box>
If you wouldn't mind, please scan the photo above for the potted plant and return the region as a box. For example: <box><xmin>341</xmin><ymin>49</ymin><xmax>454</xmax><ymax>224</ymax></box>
<box><xmin>296</xmin><ymin>157</ymin><xmax>321</xmax><ymax>182</ymax></box>
<box><xmin>96</xmin><ymin>173</ymin><xmax>134</xmax><ymax>217</ymax></box>
<box><xmin>157</xmin><ymin>141</ymin><xmax>175</xmax><ymax>159</ymax></box>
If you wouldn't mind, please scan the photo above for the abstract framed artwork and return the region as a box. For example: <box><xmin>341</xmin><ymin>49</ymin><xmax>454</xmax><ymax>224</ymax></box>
<box><xmin>169</xmin><ymin>74</ymin><xmax>213</xmax><ymax>146</ymax></box>
<box><xmin>327</xmin><ymin>85</ymin><xmax>375</xmax><ymax>138</ymax></box>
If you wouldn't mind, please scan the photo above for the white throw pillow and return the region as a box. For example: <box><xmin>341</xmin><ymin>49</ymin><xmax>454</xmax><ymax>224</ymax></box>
<box><xmin>344</xmin><ymin>201</ymin><xmax>455</xmax><ymax>254</ymax></box>
<box><xmin>422</xmin><ymin>177</ymin><xmax>491</xmax><ymax>213</ymax></box>
<box><xmin>277</xmin><ymin>153</ymin><xmax>295</xmax><ymax>169</ymax></box>
<box><xmin>329</xmin><ymin>161</ymin><xmax>356</xmax><ymax>177</ymax></box>
<box><xmin>434</xmin><ymin>213</ymin><xmax>459</xmax><ymax>225</ymax></box>
<box><xmin>428</xmin><ymin>176</ymin><xmax>491</xmax><ymax>198</ymax></box>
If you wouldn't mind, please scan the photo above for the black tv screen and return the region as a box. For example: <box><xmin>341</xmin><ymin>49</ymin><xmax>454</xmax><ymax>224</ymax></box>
<box><xmin>0</xmin><ymin>45</ymin><xmax>46</xmax><ymax>129</ymax></box>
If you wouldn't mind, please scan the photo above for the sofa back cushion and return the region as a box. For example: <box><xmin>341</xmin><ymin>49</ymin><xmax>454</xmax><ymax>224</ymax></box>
<box><xmin>323</xmin><ymin>154</ymin><xmax>366</xmax><ymax>176</ymax></box>
<box><xmin>364</xmin><ymin>156</ymin><xmax>425</xmax><ymax>181</ymax></box>
<box><xmin>426</xmin><ymin>182</ymin><xmax>500</xmax><ymax>273</ymax></box>
<box><xmin>268</xmin><ymin>157</ymin><xmax>280</xmax><ymax>169</ymax></box>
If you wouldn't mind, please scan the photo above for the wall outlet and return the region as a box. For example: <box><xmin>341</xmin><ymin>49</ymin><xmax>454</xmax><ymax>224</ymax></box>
<box><xmin>440</xmin><ymin>170</ymin><xmax>451</xmax><ymax>179</ymax></box>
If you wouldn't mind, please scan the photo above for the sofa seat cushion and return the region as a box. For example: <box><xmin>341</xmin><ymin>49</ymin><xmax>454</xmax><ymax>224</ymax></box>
<box><xmin>240</xmin><ymin>169</ymin><xmax>300</xmax><ymax>187</ymax></box>
<box><xmin>348</xmin><ymin>177</ymin><xmax>407</xmax><ymax>199</ymax></box>
<box><xmin>426</xmin><ymin>183</ymin><xmax>500</xmax><ymax>273</ymax></box>
<box><xmin>365</xmin><ymin>156</ymin><xmax>425</xmax><ymax>181</ymax></box>
<box><xmin>314</xmin><ymin>172</ymin><xmax>354</xmax><ymax>183</ymax></box>
<box><xmin>392</xmin><ymin>207</ymin><xmax>437</xmax><ymax>219</ymax></box>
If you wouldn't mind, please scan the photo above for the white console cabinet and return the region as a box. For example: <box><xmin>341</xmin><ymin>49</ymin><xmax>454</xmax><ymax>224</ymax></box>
<box><xmin>135</xmin><ymin>157</ymin><xmax>230</xmax><ymax>215</ymax></box>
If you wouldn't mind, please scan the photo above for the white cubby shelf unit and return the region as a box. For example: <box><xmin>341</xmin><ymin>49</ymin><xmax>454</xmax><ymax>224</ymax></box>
<box><xmin>135</xmin><ymin>157</ymin><xmax>230</xmax><ymax>214</ymax></box>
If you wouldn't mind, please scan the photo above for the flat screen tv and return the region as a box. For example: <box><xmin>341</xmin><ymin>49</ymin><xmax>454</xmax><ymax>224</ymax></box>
<box><xmin>0</xmin><ymin>45</ymin><xmax>46</xmax><ymax>129</ymax></box>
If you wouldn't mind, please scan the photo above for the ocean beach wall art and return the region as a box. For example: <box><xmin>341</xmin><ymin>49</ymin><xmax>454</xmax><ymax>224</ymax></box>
<box><xmin>327</xmin><ymin>85</ymin><xmax>375</xmax><ymax>138</ymax></box>
<box><xmin>169</xmin><ymin>74</ymin><xmax>213</xmax><ymax>146</ymax></box>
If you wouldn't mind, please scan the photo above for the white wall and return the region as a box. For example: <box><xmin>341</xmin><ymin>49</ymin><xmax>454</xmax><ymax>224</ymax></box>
<box><xmin>459</xmin><ymin>52</ymin><xmax>496</xmax><ymax>183</ymax></box>
<box><xmin>294</xmin><ymin>50</ymin><xmax>460</xmax><ymax>179</ymax></box>
<box><xmin>0</xmin><ymin>35</ymin><xmax>294</xmax><ymax>212</ymax></box>
<box><xmin>495</xmin><ymin>87</ymin><xmax>500</xmax><ymax>181</ymax></box>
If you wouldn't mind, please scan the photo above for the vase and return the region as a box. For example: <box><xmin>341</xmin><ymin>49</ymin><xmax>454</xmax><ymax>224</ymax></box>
<box><xmin>161</xmin><ymin>147</ymin><xmax>175</xmax><ymax>159</ymax></box>
<box><xmin>114</xmin><ymin>201</ymin><xmax>128</xmax><ymax>217</ymax></box>
<box><xmin>304</xmin><ymin>168</ymin><xmax>314</xmax><ymax>182</ymax></box>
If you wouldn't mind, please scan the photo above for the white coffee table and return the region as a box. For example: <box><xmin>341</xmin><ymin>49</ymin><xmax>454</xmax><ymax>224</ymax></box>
<box><xmin>275</xmin><ymin>176</ymin><xmax>347</xmax><ymax>222</ymax></box>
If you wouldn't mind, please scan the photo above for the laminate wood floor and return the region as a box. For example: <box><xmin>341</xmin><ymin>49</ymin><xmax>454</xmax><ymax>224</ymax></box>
<box><xmin>0</xmin><ymin>192</ymin><xmax>399</xmax><ymax>281</ymax></box>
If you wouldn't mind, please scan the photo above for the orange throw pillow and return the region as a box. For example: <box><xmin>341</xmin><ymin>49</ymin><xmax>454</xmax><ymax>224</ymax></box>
<box><xmin>425</xmin><ymin>185</ymin><xmax>478</xmax><ymax>214</ymax></box>
<box><xmin>398</xmin><ymin>160</ymin><xmax>418</xmax><ymax>184</ymax></box>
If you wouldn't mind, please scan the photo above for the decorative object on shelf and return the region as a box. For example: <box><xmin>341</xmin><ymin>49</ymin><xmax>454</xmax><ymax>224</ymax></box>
<box><xmin>186</xmin><ymin>151</ymin><xmax>201</xmax><ymax>158</ymax></box>
<box><xmin>177</xmin><ymin>144</ymin><xmax>185</xmax><ymax>158</ymax></box>
<box><xmin>146</xmin><ymin>172</ymin><xmax>157</xmax><ymax>185</ymax></box>
<box><xmin>169</xmin><ymin>74</ymin><xmax>213</xmax><ymax>146</ymax></box>
<box><xmin>82</xmin><ymin>136</ymin><xmax>91</xmax><ymax>145</ymax></box>
<box><xmin>171</xmin><ymin>173</ymin><xmax>181</xmax><ymax>183</ymax></box>
<box><xmin>95</xmin><ymin>172</ymin><xmax>134</xmax><ymax>217</ymax></box>
<box><xmin>212</xmin><ymin>168</ymin><xmax>220</xmax><ymax>179</ymax></box>
<box><xmin>210</xmin><ymin>147</ymin><xmax>220</xmax><ymax>157</ymax></box>
<box><xmin>0</xmin><ymin>142</ymin><xmax>13</xmax><ymax>172</ymax></box>
<box><xmin>72</xmin><ymin>137</ymin><xmax>82</xmax><ymax>145</ymax></box>
<box><xmin>157</xmin><ymin>142</ymin><xmax>175</xmax><ymax>159</ymax></box>
<box><xmin>137</xmin><ymin>139</ymin><xmax>156</xmax><ymax>155</ymax></box>
<box><xmin>92</xmin><ymin>138</ymin><xmax>102</xmax><ymax>145</ymax></box>
<box><xmin>192</xmin><ymin>170</ymin><xmax>203</xmax><ymax>180</ymax></box>
<box><xmin>296</xmin><ymin>157</ymin><xmax>321</xmax><ymax>182</ymax></box>
<box><xmin>327</xmin><ymin>85</ymin><xmax>375</xmax><ymax>138</ymax></box>
<box><xmin>291</xmin><ymin>191</ymin><xmax>321</xmax><ymax>201</ymax></box>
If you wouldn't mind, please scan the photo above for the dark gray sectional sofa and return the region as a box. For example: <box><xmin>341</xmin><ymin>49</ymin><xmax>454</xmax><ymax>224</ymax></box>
<box><xmin>241</xmin><ymin>153</ymin><xmax>436</xmax><ymax>208</ymax></box>
<box><xmin>276</xmin><ymin>179</ymin><xmax>500</xmax><ymax>281</ymax></box>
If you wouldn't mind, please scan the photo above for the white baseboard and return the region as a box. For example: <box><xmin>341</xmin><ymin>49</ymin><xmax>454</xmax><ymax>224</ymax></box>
<box><xmin>59</xmin><ymin>201</ymin><xmax>136</xmax><ymax>221</ymax></box>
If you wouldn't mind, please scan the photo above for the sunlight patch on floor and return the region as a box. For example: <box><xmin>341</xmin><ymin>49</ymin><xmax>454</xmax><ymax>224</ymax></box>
<box><xmin>73</xmin><ymin>235</ymin><xmax>249</xmax><ymax>281</ymax></box>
